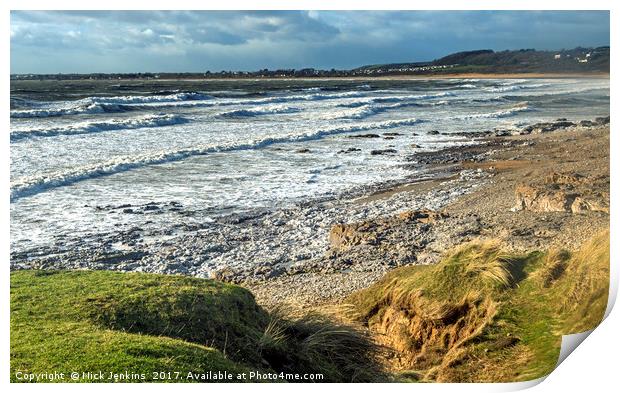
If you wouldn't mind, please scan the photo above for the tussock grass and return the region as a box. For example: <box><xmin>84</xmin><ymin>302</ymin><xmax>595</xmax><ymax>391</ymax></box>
<box><xmin>555</xmin><ymin>231</ymin><xmax>609</xmax><ymax>333</ymax></box>
<box><xmin>347</xmin><ymin>230</ymin><xmax>610</xmax><ymax>382</ymax></box>
<box><xmin>259</xmin><ymin>305</ymin><xmax>387</xmax><ymax>382</ymax></box>
<box><xmin>537</xmin><ymin>249</ymin><xmax>571</xmax><ymax>288</ymax></box>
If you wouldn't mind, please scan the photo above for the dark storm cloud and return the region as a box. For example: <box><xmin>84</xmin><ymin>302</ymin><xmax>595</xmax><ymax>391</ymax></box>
<box><xmin>10</xmin><ymin>10</ymin><xmax>609</xmax><ymax>73</ymax></box>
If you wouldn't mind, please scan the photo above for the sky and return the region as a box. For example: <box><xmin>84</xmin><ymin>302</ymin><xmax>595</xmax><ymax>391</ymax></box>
<box><xmin>10</xmin><ymin>10</ymin><xmax>610</xmax><ymax>74</ymax></box>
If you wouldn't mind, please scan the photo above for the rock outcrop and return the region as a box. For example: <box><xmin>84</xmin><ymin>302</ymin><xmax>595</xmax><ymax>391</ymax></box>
<box><xmin>329</xmin><ymin>210</ymin><xmax>446</xmax><ymax>252</ymax></box>
<box><xmin>520</xmin><ymin>116</ymin><xmax>609</xmax><ymax>135</ymax></box>
<box><xmin>371</xmin><ymin>149</ymin><xmax>397</xmax><ymax>155</ymax></box>
<box><xmin>512</xmin><ymin>172</ymin><xmax>609</xmax><ymax>214</ymax></box>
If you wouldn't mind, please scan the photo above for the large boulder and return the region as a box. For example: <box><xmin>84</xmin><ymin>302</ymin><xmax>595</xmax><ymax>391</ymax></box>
<box><xmin>329</xmin><ymin>222</ymin><xmax>380</xmax><ymax>251</ymax></box>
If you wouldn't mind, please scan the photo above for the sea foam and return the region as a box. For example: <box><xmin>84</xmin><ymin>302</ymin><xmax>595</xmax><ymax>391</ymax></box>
<box><xmin>10</xmin><ymin>114</ymin><xmax>188</xmax><ymax>141</ymax></box>
<box><xmin>10</xmin><ymin>117</ymin><xmax>422</xmax><ymax>201</ymax></box>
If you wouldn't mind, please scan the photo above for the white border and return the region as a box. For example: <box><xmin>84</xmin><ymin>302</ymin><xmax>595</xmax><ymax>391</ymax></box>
<box><xmin>2</xmin><ymin>1</ymin><xmax>616</xmax><ymax>392</ymax></box>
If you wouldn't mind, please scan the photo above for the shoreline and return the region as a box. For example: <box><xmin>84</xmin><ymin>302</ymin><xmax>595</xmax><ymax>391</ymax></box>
<box><xmin>247</xmin><ymin>120</ymin><xmax>610</xmax><ymax>307</ymax></box>
<box><xmin>10</xmin><ymin>117</ymin><xmax>610</xmax><ymax>308</ymax></box>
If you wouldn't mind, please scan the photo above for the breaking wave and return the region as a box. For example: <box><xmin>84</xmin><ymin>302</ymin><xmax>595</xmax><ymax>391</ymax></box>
<box><xmin>332</xmin><ymin>99</ymin><xmax>452</xmax><ymax>120</ymax></box>
<box><xmin>10</xmin><ymin>114</ymin><xmax>188</xmax><ymax>142</ymax></box>
<box><xmin>485</xmin><ymin>83</ymin><xmax>551</xmax><ymax>93</ymax></box>
<box><xmin>10</xmin><ymin>103</ymin><xmax>130</xmax><ymax>118</ymax></box>
<box><xmin>218</xmin><ymin>105</ymin><xmax>301</xmax><ymax>118</ymax></box>
<box><xmin>452</xmin><ymin>103</ymin><xmax>532</xmax><ymax>120</ymax></box>
<box><xmin>10</xmin><ymin>90</ymin><xmax>373</xmax><ymax>118</ymax></box>
<box><xmin>10</xmin><ymin>117</ymin><xmax>422</xmax><ymax>201</ymax></box>
<box><xmin>9</xmin><ymin>92</ymin><xmax>210</xmax><ymax>118</ymax></box>
<box><xmin>338</xmin><ymin>92</ymin><xmax>455</xmax><ymax>108</ymax></box>
<box><xmin>87</xmin><ymin>91</ymin><xmax>211</xmax><ymax>104</ymax></box>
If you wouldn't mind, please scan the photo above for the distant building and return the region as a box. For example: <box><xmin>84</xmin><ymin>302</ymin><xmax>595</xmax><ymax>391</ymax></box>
<box><xmin>554</xmin><ymin>54</ymin><xmax>561</xmax><ymax>59</ymax></box>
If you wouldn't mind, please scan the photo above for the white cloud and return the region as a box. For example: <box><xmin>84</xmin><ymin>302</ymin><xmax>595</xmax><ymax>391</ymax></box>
<box><xmin>9</xmin><ymin>10</ymin><xmax>610</xmax><ymax>73</ymax></box>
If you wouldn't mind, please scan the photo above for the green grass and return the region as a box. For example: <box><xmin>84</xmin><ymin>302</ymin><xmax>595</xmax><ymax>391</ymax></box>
<box><xmin>11</xmin><ymin>231</ymin><xmax>608</xmax><ymax>383</ymax></box>
<box><xmin>11</xmin><ymin>270</ymin><xmax>385</xmax><ymax>383</ymax></box>
<box><xmin>10</xmin><ymin>270</ymin><xmax>259</xmax><ymax>382</ymax></box>
<box><xmin>347</xmin><ymin>230</ymin><xmax>609</xmax><ymax>382</ymax></box>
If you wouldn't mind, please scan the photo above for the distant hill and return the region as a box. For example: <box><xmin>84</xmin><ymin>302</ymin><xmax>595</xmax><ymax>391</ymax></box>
<box><xmin>11</xmin><ymin>46</ymin><xmax>609</xmax><ymax>81</ymax></box>
<box><xmin>353</xmin><ymin>46</ymin><xmax>609</xmax><ymax>75</ymax></box>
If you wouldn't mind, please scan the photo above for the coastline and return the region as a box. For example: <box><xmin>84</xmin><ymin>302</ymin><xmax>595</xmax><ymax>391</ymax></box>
<box><xmin>11</xmin><ymin>73</ymin><xmax>610</xmax><ymax>84</ymax></box>
<box><xmin>10</xmin><ymin>117</ymin><xmax>610</xmax><ymax>310</ymax></box>
<box><xmin>166</xmin><ymin>72</ymin><xmax>611</xmax><ymax>81</ymax></box>
<box><xmin>247</xmin><ymin>120</ymin><xmax>610</xmax><ymax>307</ymax></box>
<box><xmin>10</xmin><ymin>115</ymin><xmax>611</xmax><ymax>383</ymax></box>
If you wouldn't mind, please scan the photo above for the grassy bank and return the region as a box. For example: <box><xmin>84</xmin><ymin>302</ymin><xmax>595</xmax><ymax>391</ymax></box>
<box><xmin>10</xmin><ymin>271</ymin><xmax>383</xmax><ymax>382</ymax></box>
<box><xmin>11</xmin><ymin>230</ymin><xmax>609</xmax><ymax>383</ymax></box>
<box><xmin>347</xmin><ymin>230</ymin><xmax>609</xmax><ymax>382</ymax></box>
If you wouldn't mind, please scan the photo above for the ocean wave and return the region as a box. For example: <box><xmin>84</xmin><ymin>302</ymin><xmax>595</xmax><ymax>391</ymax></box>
<box><xmin>10</xmin><ymin>103</ymin><xmax>131</xmax><ymax>118</ymax></box>
<box><xmin>10</xmin><ymin>114</ymin><xmax>188</xmax><ymax>142</ymax></box>
<box><xmin>502</xmin><ymin>86</ymin><xmax>608</xmax><ymax>101</ymax></box>
<box><xmin>9</xmin><ymin>90</ymin><xmax>376</xmax><ymax>119</ymax></box>
<box><xmin>332</xmin><ymin>98</ymin><xmax>452</xmax><ymax>120</ymax></box>
<box><xmin>10</xmin><ymin>117</ymin><xmax>422</xmax><ymax>201</ymax></box>
<box><xmin>470</xmin><ymin>96</ymin><xmax>506</xmax><ymax>103</ymax></box>
<box><xmin>218</xmin><ymin>105</ymin><xmax>301</xmax><ymax>118</ymax></box>
<box><xmin>373</xmin><ymin>91</ymin><xmax>455</xmax><ymax>103</ymax></box>
<box><xmin>300</xmin><ymin>87</ymin><xmax>323</xmax><ymax>92</ymax></box>
<box><xmin>487</xmin><ymin>85</ymin><xmax>523</xmax><ymax>93</ymax></box>
<box><xmin>99</xmin><ymin>91</ymin><xmax>371</xmax><ymax>111</ymax></box>
<box><xmin>337</xmin><ymin>92</ymin><xmax>455</xmax><ymax>109</ymax></box>
<box><xmin>10</xmin><ymin>92</ymin><xmax>210</xmax><ymax>118</ymax></box>
<box><xmin>325</xmin><ymin>105</ymin><xmax>379</xmax><ymax>119</ymax></box>
<box><xmin>262</xmin><ymin>90</ymin><xmax>370</xmax><ymax>104</ymax></box>
<box><xmin>452</xmin><ymin>103</ymin><xmax>532</xmax><ymax>120</ymax></box>
<box><xmin>10</xmin><ymin>97</ymin><xmax>44</xmax><ymax>109</ymax></box>
<box><xmin>88</xmin><ymin>91</ymin><xmax>211</xmax><ymax>104</ymax></box>
<box><xmin>486</xmin><ymin>83</ymin><xmax>551</xmax><ymax>93</ymax></box>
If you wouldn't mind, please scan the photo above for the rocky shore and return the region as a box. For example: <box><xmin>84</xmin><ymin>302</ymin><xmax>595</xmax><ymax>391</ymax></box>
<box><xmin>10</xmin><ymin>116</ymin><xmax>610</xmax><ymax>307</ymax></box>
<box><xmin>249</xmin><ymin>117</ymin><xmax>610</xmax><ymax>306</ymax></box>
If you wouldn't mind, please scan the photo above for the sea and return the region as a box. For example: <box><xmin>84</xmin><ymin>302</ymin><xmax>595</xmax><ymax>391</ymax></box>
<box><xmin>9</xmin><ymin>77</ymin><xmax>610</xmax><ymax>256</ymax></box>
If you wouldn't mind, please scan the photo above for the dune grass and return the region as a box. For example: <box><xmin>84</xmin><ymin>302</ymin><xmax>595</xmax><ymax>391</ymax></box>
<box><xmin>11</xmin><ymin>270</ymin><xmax>385</xmax><ymax>383</ymax></box>
<box><xmin>11</xmin><ymin>230</ymin><xmax>609</xmax><ymax>383</ymax></box>
<box><xmin>347</xmin><ymin>230</ymin><xmax>609</xmax><ymax>382</ymax></box>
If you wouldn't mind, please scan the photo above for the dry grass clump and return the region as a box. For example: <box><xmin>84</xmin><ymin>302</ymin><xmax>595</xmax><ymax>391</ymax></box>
<box><xmin>347</xmin><ymin>240</ymin><xmax>522</xmax><ymax>380</ymax></box>
<box><xmin>555</xmin><ymin>230</ymin><xmax>609</xmax><ymax>333</ymax></box>
<box><xmin>258</xmin><ymin>305</ymin><xmax>387</xmax><ymax>382</ymax></box>
<box><xmin>347</xmin><ymin>230</ymin><xmax>610</xmax><ymax>382</ymax></box>
<box><xmin>451</xmin><ymin>240</ymin><xmax>516</xmax><ymax>289</ymax></box>
<box><xmin>537</xmin><ymin>249</ymin><xmax>571</xmax><ymax>288</ymax></box>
